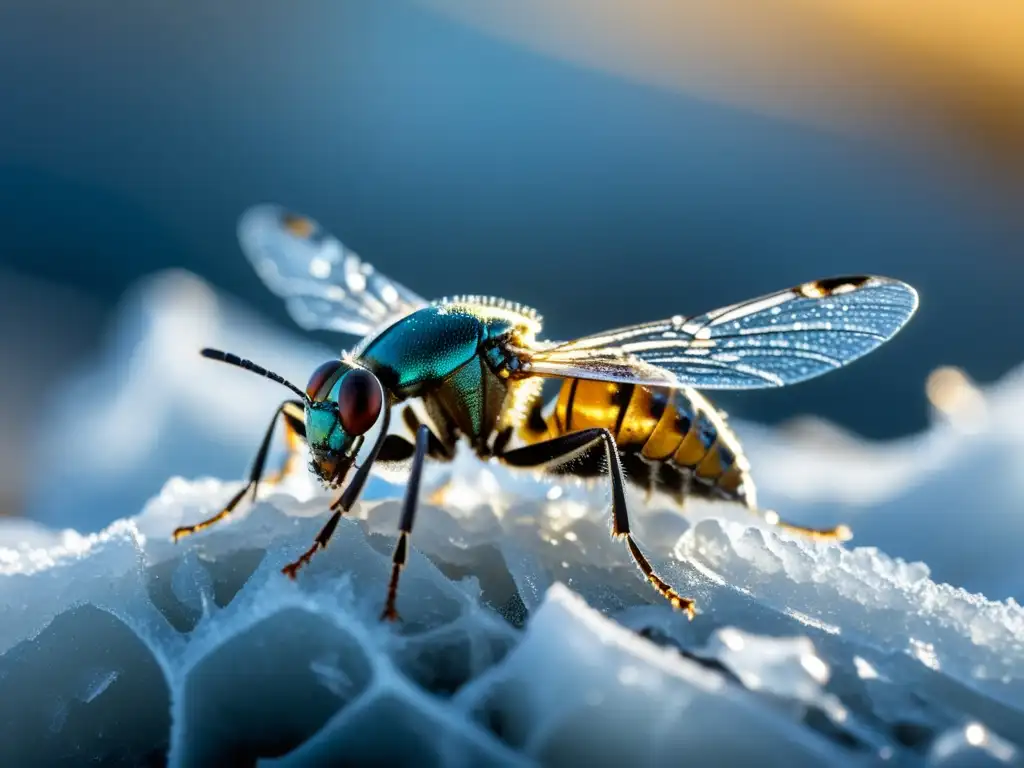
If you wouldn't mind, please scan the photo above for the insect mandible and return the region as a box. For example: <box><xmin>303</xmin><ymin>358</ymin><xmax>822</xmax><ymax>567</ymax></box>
<box><xmin>174</xmin><ymin>205</ymin><xmax>919</xmax><ymax>620</ymax></box>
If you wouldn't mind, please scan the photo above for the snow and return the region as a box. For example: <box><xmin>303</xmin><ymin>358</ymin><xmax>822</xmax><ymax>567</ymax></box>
<box><xmin>929</xmin><ymin>723</ymin><xmax>1019</xmax><ymax>767</ymax></box>
<box><xmin>3</xmin><ymin>270</ymin><xmax>1024</xmax><ymax>766</ymax></box>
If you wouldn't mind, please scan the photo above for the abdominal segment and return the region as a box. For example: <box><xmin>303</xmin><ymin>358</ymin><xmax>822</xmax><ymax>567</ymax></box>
<box><xmin>520</xmin><ymin>378</ymin><xmax>756</xmax><ymax>509</ymax></box>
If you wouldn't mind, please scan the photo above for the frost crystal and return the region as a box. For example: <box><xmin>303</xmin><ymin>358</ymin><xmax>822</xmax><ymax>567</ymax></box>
<box><xmin>5</xmin><ymin>271</ymin><xmax>1024</xmax><ymax>765</ymax></box>
<box><xmin>3</xmin><ymin>465</ymin><xmax>1024</xmax><ymax>765</ymax></box>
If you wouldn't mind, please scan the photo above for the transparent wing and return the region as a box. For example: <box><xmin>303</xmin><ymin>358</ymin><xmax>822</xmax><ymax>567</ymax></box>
<box><xmin>525</xmin><ymin>276</ymin><xmax>919</xmax><ymax>390</ymax></box>
<box><xmin>238</xmin><ymin>204</ymin><xmax>427</xmax><ymax>336</ymax></box>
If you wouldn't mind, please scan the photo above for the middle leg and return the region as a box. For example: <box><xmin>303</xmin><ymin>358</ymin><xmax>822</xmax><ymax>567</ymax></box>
<box><xmin>380</xmin><ymin>424</ymin><xmax>431</xmax><ymax>621</ymax></box>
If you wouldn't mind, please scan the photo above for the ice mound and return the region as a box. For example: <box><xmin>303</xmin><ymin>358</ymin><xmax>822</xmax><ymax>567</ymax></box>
<box><xmin>9</xmin><ymin>270</ymin><xmax>1024</xmax><ymax>765</ymax></box>
<box><xmin>739</xmin><ymin>365</ymin><xmax>1024</xmax><ymax>602</ymax></box>
<box><xmin>3</xmin><ymin>461</ymin><xmax>1024</xmax><ymax>765</ymax></box>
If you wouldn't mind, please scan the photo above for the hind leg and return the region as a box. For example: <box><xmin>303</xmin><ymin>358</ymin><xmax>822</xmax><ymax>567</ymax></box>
<box><xmin>761</xmin><ymin>509</ymin><xmax>852</xmax><ymax>542</ymax></box>
<box><xmin>724</xmin><ymin>471</ymin><xmax>852</xmax><ymax>542</ymax></box>
<box><xmin>499</xmin><ymin>428</ymin><xmax>695</xmax><ymax>619</ymax></box>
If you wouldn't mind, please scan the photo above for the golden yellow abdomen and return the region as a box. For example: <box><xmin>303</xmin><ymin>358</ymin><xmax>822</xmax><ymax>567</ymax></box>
<box><xmin>525</xmin><ymin>377</ymin><xmax>755</xmax><ymax>509</ymax></box>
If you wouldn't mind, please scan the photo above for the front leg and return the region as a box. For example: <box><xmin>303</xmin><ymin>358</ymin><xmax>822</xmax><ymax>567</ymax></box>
<box><xmin>261</xmin><ymin>403</ymin><xmax>307</xmax><ymax>486</ymax></box>
<box><xmin>282</xmin><ymin>390</ymin><xmax>395</xmax><ymax>578</ymax></box>
<box><xmin>499</xmin><ymin>428</ymin><xmax>696</xmax><ymax>619</ymax></box>
<box><xmin>173</xmin><ymin>400</ymin><xmax>305</xmax><ymax>541</ymax></box>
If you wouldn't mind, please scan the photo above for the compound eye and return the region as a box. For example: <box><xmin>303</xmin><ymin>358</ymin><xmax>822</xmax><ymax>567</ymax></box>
<box><xmin>305</xmin><ymin>360</ymin><xmax>344</xmax><ymax>400</ymax></box>
<box><xmin>336</xmin><ymin>368</ymin><xmax>382</xmax><ymax>435</ymax></box>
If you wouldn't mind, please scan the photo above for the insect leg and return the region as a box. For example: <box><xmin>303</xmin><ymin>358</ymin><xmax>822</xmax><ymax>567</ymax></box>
<box><xmin>283</xmin><ymin>396</ymin><xmax>394</xmax><ymax>578</ymax></box>
<box><xmin>380</xmin><ymin>424</ymin><xmax>431</xmax><ymax>622</ymax></box>
<box><xmin>763</xmin><ymin>511</ymin><xmax>853</xmax><ymax>542</ymax></box>
<box><xmin>398</xmin><ymin>406</ymin><xmax>456</xmax><ymax>507</ymax></box>
<box><xmin>499</xmin><ymin>428</ymin><xmax>695</xmax><ymax>619</ymax></box>
<box><xmin>173</xmin><ymin>400</ymin><xmax>304</xmax><ymax>541</ymax></box>
<box><xmin>261</xmin><ymin>402</ymin><xmax>307</xmax><ymax>486</ymax></box>
<box><xmin>281</xmin><ymin>507</ymin><xmax>344</xmax><ymax>579</ymax></box>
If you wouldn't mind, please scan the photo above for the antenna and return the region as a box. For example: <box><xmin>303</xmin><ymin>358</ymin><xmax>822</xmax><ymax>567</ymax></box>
<box><xmin>200</xmin><ymin>348</ymin><xmax>310</xmax><ymax>403</ymax></box>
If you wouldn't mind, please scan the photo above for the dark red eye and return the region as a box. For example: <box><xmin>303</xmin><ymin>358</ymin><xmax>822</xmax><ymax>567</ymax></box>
<box><xmin>337</xmin><ymin>368</ymin><xmax>382</xmax><ymax>435</ymax></box>
<box><xmin>306</xmin><ymin>360</ymin><xmax>344</xmax><ymax>400</ymax></box>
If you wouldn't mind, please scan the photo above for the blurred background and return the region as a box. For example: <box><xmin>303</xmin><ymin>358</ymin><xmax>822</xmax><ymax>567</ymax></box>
<box><xmin>1</xmin><ymin>2</ymin><xmax>1022</xmax><ymax>553</ymax></box>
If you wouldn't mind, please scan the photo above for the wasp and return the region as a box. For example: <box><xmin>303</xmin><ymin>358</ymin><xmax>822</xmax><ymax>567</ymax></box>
<box><xmin>174</xmin><ymin>205</ymin><xmax>919</xmax><ymax>620</ymax></box>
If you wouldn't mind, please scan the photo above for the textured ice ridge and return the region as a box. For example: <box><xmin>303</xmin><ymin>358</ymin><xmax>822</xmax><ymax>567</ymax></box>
<box><xmin>10</xmin><ymin>270</ymin><xmax>1024</xmax><ymax>765</ymax></box>
<box><xmin>2</xmin><ymin>462</ymin><xmax>1023</xmax><ymax>766</ymax></box>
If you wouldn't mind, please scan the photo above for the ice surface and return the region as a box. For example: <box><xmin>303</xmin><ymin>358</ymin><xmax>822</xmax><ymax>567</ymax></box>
<box><xmin>738</xmin><ymin>366</ymin><xmax>1024</xmax><ymax>602</ymax></box>
<box><xmin>929</xmin><ymin>723</ymin><xmax>1019</xmax><ymax>767</ymax></box>
<box><xmin>4</xmin><ymin>472</ymin><xmax>1024</xmax><ymax>765</ymax></box>
<box><xmin>7</xmin><ymin>270</ymin><xmax>1024</xmax><ymax>765</ymax></box>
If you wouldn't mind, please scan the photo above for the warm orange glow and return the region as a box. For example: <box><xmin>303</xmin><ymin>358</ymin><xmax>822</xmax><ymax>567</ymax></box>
<box><xmin>281</xmin><ymin>214</ymin><xmax>315</xmax><ymax>239</ymax></box>
<box><xmin>425</xmin><ymin>0</ymin><xmax>1024</xmax><ymax>177</ymax></box>
<box><xmin>926</xmin><ymin>366</ymin><xmax>986</xmax><ymax>428</ymax></box>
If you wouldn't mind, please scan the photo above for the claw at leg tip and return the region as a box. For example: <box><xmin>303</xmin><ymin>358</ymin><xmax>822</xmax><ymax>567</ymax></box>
<box><xmin>671</xmin><ymin>596</ymin><xmax>697</xmax><ymax>620</ymax></box>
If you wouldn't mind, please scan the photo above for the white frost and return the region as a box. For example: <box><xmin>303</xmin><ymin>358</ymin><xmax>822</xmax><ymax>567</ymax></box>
<box><xmin>3</xmin><ymin>270</ymin><xmax>1024</xmax><ymax>765</ymax></box>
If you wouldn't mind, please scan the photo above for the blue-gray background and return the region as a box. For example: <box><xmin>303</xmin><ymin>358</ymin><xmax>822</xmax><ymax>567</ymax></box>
<box><xmin>2</xmin><ymin>2</ymin><xmax>1022</xmax><ymax>514</ymax></box>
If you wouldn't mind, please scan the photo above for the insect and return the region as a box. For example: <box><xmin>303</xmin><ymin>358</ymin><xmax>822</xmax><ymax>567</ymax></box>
<box><xmin>174</xmin><ymin>205</ymin><xmax>919</xmax><ymax>620</ymax></box>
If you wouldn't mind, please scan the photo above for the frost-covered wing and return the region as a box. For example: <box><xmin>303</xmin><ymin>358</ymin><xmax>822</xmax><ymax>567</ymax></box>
<box><xmin>524</xmin><ymin>276</ymin><xmax>918</xmax><ymax>390</ymax></box>
<box><xmin>238</xmin><ymin>205</ymin><xmax>427</xmax><ymax>336</ymax></box>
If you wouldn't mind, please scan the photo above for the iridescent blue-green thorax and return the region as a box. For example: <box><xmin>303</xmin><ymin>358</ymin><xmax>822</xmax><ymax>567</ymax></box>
<box><xmin>354</xmin><ymin>303</ymin><xmax>538</xmax><ymax>393</ymax></box>
<box><xmin>353</xmin><ymin>300</ymin><xmax>543</xmax><ymax>444</ymax></box>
